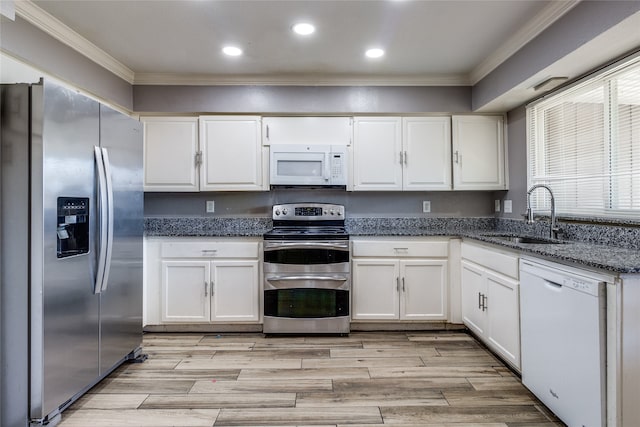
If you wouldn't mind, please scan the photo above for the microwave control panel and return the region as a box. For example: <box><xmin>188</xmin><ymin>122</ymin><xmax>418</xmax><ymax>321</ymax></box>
<box><xmin>331</xmin><ymin>154</ymin><xmax>344</xmax><ymax>179</ymax></box>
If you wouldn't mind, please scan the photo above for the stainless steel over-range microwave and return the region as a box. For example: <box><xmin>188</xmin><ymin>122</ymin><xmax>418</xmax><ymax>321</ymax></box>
<box><xmin>269</xmin><ymin>144</ymin><xmax>348</xmax><ymax>187</ymax></box>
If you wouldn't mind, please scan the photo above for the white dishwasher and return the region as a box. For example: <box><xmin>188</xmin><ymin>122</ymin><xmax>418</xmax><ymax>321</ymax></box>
<box><xmin>520</xmin><ymin>257</ymin><xmax>607</xmax><ymax>427</ymax></box>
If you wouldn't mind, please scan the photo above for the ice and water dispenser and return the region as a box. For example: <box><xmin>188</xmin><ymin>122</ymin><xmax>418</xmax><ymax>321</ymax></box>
<box><xmin>57</xmin><ymin>197</ymin><xmax>89</xmax><ymax>258</ymax></box>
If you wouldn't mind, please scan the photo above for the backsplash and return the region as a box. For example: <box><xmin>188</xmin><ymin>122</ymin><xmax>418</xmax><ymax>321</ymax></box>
<box><xmin>144</xmin><ymin>190</ymin><xmax>496</xmax><ymax>218</ymax></box>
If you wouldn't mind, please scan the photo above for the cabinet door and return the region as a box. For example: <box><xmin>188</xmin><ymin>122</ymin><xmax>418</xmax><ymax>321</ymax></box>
<box><xmin>142</xmin><ymin>117</ymin><xmax>199</xmax><ymax>192</ymax></box>
<box><xmin>452</xmin><ymin>115</ymin><xmax>505</xmax><ymax>190</ymax></box>
<box><xmin>211</xmin><ymin>260</ymin><xmax>260</xmax><ymax>322</ymax></box>
<box><xmin>161</xmin><ymin>260</ymin><xmax>210</xmax><ymax>322</ymax></box>
<box><xmin>461</xmin><ymin>260</ymin><xmax>486</xmax><ymax>336</ymax></box>
<box><xmin>200</xmin><ymin>116</ymin><xmax>264</xmax><ymax>191</ymax></box>
<box><xmin>352</xmin><ymin>259</ymin><xmax>400</xmax><ymax>320</ymax></box>
<box><xmin>400</xmin><ymin>259</ymin><xmax>448</xmax><ymax>320</ymax></box>
<box><xmin>352</xmin><ymin>117</ymin><xmax>403</xmax><ymax>190</ymax></box>
<box><xmin>403</xmin><ymin>117</ymin><xmax>452</xmax><ymax>190</ymax></box>
<box><xmin>262</xmin><ymin>117</ymin><xmax>352</xmax><ymax>146</ymax></box>
<box><xmin>486</xmin><ymin>272</ymin><xmax>520</xmax><ymax>369</ymax></box>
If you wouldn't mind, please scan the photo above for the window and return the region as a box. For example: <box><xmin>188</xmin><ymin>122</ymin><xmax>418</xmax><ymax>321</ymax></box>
<box><xmin>527</xmin><ymin>57</ymin><xmax>640</xmax><ymax>219</ymax></box>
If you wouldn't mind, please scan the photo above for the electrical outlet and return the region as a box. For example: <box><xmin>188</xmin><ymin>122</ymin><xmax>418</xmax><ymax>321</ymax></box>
<box><xmin>494</xmin><ymin>199</ymin><xmax>501</xmax><ymax>212</ymax></box>
<box><xmin>206</xmin><ymin>200</ymin><xmax>215</xmax><ymax>213</ymax></box>
<box><xmin>504</xmin><ymin>200</ymin><xmax>513</xmax><ymax>213</ymax></box>
<box><xmin>422</xmin><ymin>201</ymin><xmax>431</xmax><ymax>213</ymax></box>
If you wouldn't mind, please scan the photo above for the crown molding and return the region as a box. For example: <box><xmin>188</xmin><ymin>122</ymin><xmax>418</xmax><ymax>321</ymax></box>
<box><xmin>15</xmin><ymin>0</ymin><xmax>135</xmax><ymax>84</ymax></box>
<box><xmin>133</xmin><ymin>73</ymin><xmax>471</xmax><ymax>86</ymax></box>
<box><xmin>469</xmin><ymin>0</ymin><xmax>580</xmax><ymax>85</ymax></box>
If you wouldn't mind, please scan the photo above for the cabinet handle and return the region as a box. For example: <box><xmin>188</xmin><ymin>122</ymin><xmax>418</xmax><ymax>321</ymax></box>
<box><xmin>402</xmin><ymin>277</ymin><xmax>405</xmax><ymax>292</ymax></box>
<box><xmin>195</xmin><ymin>151</ymin><xmax>203</xmax><ymax>166</ymax></box>
<box><xmin>204</xmin><ymin>281</ymin><xmax>208</xmax><ymax>297</ymax></box>
<box><xmin>478</xmin><ymin>292</ymin><xmax>482</xmax><ymax>309</ymax></box>
<box><xmin>396</xmin><ymin>277</ymin><xmax>400</xmax><ymax>292</ymax></box>
<box><xmin>404</xmin><ymin>151</ymin><xmax>407</xmax><ymax>165</ymax></box>
<box><xmin>399</xmin><ymin>151</ymin><xmax>403</xmax><ymax>164</ymax></box>
<box><xmin>201</xmin><ymin>249</ymin><xmax>217</xmax><ymax>255</ymax></box>
<box><xmin>482</xmin><ymin>294</ymin><xmax>488</xmax><ymax>312</ymax></box>
<box><xmin>266</xmin><ymin>124</ymin><xmax>270</xmax><ymax>140</ymax></box>
<box><xmin>454</xmin><ymin>150</ymin><xmax>460</xmax><ymax>164</ymax></box>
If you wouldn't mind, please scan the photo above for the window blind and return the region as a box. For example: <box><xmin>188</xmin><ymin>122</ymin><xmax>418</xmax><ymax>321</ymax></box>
<box><xmin>527</xmin><ymin>57</ymin><xmax>640</xmax><ymax>219</ymax></box>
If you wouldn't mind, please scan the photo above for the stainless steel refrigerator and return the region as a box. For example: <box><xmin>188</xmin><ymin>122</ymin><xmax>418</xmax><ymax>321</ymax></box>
<box><xmin>1</xmin><ymin>79</ymin><xmax>144</xmax><ymax>427</ymax></box>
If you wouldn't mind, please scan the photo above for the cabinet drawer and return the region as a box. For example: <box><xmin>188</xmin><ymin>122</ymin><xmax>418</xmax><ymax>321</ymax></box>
<box><xmin>461</xmin><ymin>241</ymin><xmax>518</xmax><ymax>279</ymax></box>
<box><xmin>352</xmin><ymin>240</ymin><xmax>449</xmax><ymax>258</ymax></box>
<box><xmin>161</xmin><ymin>241</ymin><xmax>259</xmax><ymax>259</ymax></box>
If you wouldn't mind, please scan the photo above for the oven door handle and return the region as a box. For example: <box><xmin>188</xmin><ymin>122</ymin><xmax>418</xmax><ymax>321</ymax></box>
<box><xmin>264</xmin><ymin>275</ymin><xmax>350</xmax><ymax>290</ymax></box>
<box><xmin>268</xmin><ymin>275</ymin><xmax>348</xmax><ymax>282</ymax></box>
<box><xmin>264</xmin><ymin>242</ymin><xmax>349</xmax><ymax>251</ymax></box>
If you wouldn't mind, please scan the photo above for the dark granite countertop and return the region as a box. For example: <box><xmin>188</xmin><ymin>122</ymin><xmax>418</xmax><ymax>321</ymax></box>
<box><xmin>459</xmin><ymin>231</ymin><xmax>639</xmax><ymax>274</ymax></box>
<box><xmin>145</xmin><ymin>217</ymin><xmax>270</xmax><ymax>237</ymax></box>
<box><xmin>145</xmin><ymin>216</ymin><xmax>640</xmax><ymax>274</ymax></box>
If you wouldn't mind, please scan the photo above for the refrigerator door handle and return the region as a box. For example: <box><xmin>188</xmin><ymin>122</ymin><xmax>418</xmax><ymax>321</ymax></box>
<box><xmin>94</xmin><ymin>146</ymin><xmax>108</xmax><ymax>294</ymax></box>
<box><xmin>100</xmin><ymin>147</ymin><xmax>115</xmax><ymax>292</ymax></box>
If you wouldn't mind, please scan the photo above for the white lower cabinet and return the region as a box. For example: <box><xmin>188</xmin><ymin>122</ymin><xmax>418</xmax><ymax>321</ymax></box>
<box><xmin>351</xmin><ymin>238</ymin><xmax>449</xmax><ymax>321</ymax></box>
<box><xmin>162</xmin><ymin>260</ymin><xmax>211</xmax><ymax>322</ymax></box>
<box><xmin>146</xmin><ymin>237</ymin><xmax>261</xmax><ymax>325</ymax></box>
<box><xmin>461</xmin><ymin>241</ymin><xmax>520</xmax><ymax>370</ymax></box>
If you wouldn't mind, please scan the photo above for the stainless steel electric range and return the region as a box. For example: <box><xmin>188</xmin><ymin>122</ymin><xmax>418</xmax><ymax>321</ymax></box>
<box><xmin>263</xmin><ymin>203</ymin><xmax>350</xmax><ymax>334</ymax></box>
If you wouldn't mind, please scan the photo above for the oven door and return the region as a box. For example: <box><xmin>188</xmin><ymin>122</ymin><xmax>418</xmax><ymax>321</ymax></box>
<box><xmin>263</xmin><ymin>241</ymin><xmax>349</xmax><ymax>266</ymax></box>
<box><xmin>264</xmin><ymin>273</ymin><xmax>350</xmax><ymax>316</ymax></box>
<box><xmin>263</xmin><ymin>273</ymin><xmax>350</xmax><ymax>334</ymax></box>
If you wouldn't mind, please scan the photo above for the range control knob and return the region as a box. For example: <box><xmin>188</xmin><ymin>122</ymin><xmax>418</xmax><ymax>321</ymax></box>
<box><xmin>275</xmin><ymin>209</ymin><xmax>281</xmax><ymax>216</ymax></box>
<box><xmin>330</xmin><ymin>209</ymin><xmax>335</xmax><ymax>215</ymax></box>
<box><xmin>282</xmin><ymin>208</ymin><xmax>288</xmax><ymax>215</ymax></box>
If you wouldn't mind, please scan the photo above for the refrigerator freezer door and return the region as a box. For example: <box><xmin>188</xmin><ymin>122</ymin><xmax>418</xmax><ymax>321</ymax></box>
<box><xmin>98</xmin><ymin>105</ymin><xmax>143</xmax><ymax>375</ymax></box>
<box><xmin>1</xmin><ymin>84</ymin><xmax>32</xmax><ymax>427</ymax></box>
<box><xmin>31</xmin><ymin>81</ymin><xmax>101</xmax><ymax>420</ymax></box>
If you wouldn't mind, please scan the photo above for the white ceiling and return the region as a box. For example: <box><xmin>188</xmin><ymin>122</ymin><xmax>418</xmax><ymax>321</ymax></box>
<box><xmin>26</xmin><ymin>0</ymin><xmax>577</xmax><ymax>86</ymax></box>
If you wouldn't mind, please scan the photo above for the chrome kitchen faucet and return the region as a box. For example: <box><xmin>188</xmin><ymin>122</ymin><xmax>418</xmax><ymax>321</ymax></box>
<box><xmin>526</xmin><ymin>184</ymin><xmax>560</xmax><ymax>239</ymax></box>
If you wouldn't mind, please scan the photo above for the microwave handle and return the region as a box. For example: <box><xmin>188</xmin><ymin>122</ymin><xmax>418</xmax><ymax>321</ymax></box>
<box><xmin>324</xmin><ymin>152</ymin><xmax>330</xmax><ymax>181</ymax></box>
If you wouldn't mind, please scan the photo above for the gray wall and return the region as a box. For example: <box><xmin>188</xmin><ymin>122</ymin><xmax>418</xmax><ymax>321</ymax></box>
<box><xmin>0</xmin><ymin>16</ymin><xmax>133</xmax><ymax>110</ymax></box>
<box><xmin>145</xmin><ymin>190</ymin><xmax>496</xmax><ymax>218</ymax></box>
<box><xmin>133</xmin><ymin>85</ymin><xmax>471</xmax><ymax>114</ymax></box>
<box><xmin>495</xmin><ymin>105</ymin><xmax>527</xmax><ymax>219</ymax></box>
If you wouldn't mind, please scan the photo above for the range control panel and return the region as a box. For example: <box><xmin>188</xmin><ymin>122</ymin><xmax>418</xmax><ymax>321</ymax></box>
<box><xmin>272</xmin><ymin>203</ymin><xmax>345</xmax><ymax>220</ymax></box>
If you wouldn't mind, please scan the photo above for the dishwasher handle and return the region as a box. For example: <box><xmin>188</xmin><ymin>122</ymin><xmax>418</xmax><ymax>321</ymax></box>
<box><xmin>544</xmin><ymin>280</ymin><xmax>563</xmax><ymax>291</ymax></box>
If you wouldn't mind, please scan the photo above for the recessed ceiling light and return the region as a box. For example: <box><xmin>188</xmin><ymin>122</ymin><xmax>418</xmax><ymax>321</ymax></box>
<box><xmin>365</xmin><ymin>48</ymin><xmax>385</xmax><ymax>58</ymax></box>
<box><xmin>222</xmin><ymin>46</ymin><xmax>243</xmax><ymax>56</ymax></box>
<box><xmin>292</xmin><ymin>22</ymin><xmax>315</xmax><ymax>36</ymax></box>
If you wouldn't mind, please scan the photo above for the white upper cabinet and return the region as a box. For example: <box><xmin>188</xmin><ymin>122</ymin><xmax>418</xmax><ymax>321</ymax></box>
<box><xmin>352</xmin><ymin>117</ymin><xmax>403</xmax><ymax>190</ymax></box>
<box><xmin>199</xmin><ymin>116</ymin><xmax>266</xmax><ymax>191</ymax></box>
<box><xmin>352</xmin><ymin>116</ymin><xmax>452</xmax><ymax>191</ymax></box>
<box><xmin>142</xmin><ymin>117</ymin><xmax>199</xmax><ymax>192</ymax></box>
<box><xmin>262</xmin><ymin>117</ymin><xmax>352</xmax><ymax>146</ymax></box>
<box><xmin>403</xmin><ymin>117</ymin><xmax>452</xmax><ymax>190</ymax></box>
<box><xmin>452</xmin><ymin>115</ymin><xmax>506</xmax><ymax>190</ymax></box>
<box><xmin>143</xmin><ymin>116</ymin><xmax>266</xmax><ymax>192</ymax></box>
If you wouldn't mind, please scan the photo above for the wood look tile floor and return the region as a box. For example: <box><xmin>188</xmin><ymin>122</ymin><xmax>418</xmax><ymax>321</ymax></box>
<box><xmin>58</xmin><ymin>331</ymin><xmax>565</xmax><ymax>427</ymax></box>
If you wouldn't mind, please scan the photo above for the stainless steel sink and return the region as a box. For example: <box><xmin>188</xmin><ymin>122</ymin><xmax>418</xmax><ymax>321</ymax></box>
<box><xmin>482</xmin><ymin>234</ymin><xmax>566</xmax><ymax>245</ymax></box>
